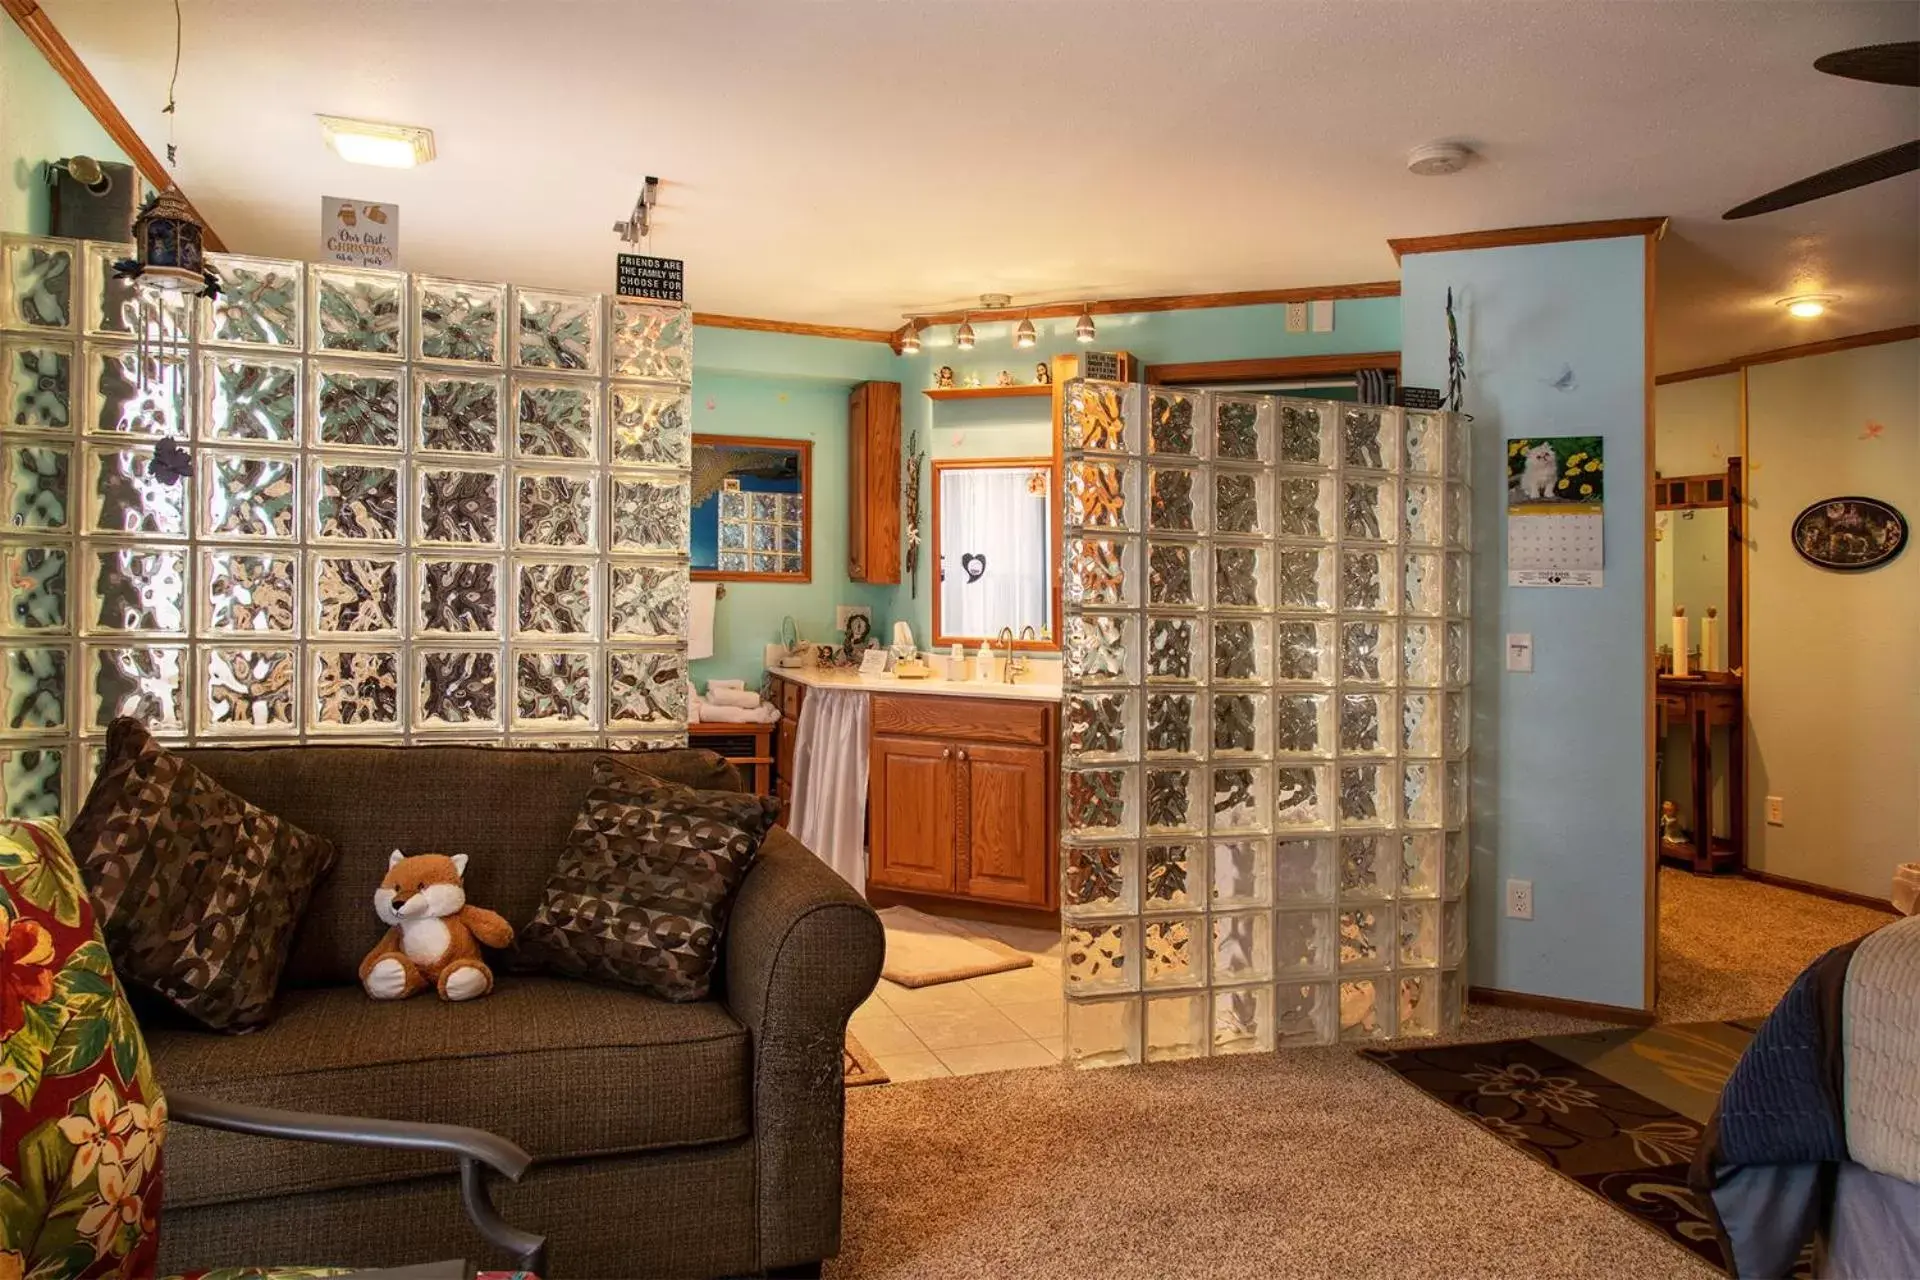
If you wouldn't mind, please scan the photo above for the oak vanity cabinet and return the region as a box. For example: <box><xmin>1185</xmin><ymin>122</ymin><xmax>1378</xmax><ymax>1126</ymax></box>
<box><xmin>867</xmin><ymin>693</ymin><xmax>1058</xmax><ymax>910</ymax></box>
<box><xmin>847</xmin><ymin>381</ymin><xmax>901</xmax><ymax>584</ymax></box>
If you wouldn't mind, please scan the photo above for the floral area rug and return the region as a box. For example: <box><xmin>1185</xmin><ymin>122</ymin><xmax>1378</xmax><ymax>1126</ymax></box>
<box><xmin>1363</xmin><ymin>1020</ymin><xmax>1767</xmax><ymax>1275</ymax></box>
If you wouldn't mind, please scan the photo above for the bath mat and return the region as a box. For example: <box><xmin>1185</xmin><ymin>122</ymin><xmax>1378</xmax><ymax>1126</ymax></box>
<box><xmin>843</xmin><ymin>1032</ymin><xmax>889</xmax><ymax>1088</ymax></box>
<box><xmin>1363</xmin><ymin>1020</ymin><xmax>1769</xmax><ymax>1276</ymax></box>
<box><xmin>877</xmin><ymin>905</ymin><xmax>1034</xmax><ymax>988</ymax></box>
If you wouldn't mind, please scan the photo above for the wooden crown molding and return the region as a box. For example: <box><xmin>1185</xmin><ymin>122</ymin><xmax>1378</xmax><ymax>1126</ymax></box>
<box><xmin>1388</xmin><ymin>217</ymin><xmax>1668</xmax><ymax>263</ymax></box>
<box><xmin>900</xmin><ymin>279</ymin><xmax>1402</xmax><ymax>338</ymax></box>
<box><xmin>3</xmin><ymin>0</ymin><xmax>227</xmax><ymax>251</ymax></box>
<box><xmin>691</xmin><ymin>312</ymin><xmax>900</xmax><ymax>344</ymax></box>
<box><xmin>1656</xmin><ymin>324</ymin><xmax>1920</xmax><ymax>385</ymax></box>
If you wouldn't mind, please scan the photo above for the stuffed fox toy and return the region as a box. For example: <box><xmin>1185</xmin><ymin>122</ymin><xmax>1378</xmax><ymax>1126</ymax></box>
<box><xmin>359</xmin><ymin>851</ymin><xmax>513</xmax><ymax>1002</ymax></box>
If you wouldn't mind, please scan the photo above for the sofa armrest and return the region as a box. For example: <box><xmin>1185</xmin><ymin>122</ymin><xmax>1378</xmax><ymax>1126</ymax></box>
<box><xmin>722</xmin><ymin>826</ymin><xmax>883</xmax><ymax>1271</ymax></box>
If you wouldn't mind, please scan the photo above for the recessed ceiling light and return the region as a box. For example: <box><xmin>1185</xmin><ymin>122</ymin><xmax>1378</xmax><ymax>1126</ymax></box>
<box><xmin>1778</xmin><ymin>294</ymin><xmax>1835</xmax><ymax>319</ymax></box>
<box><xmin>318</xmin><ymin>114</ymin><xmax>436</xmax><ymax>169</ymax></box>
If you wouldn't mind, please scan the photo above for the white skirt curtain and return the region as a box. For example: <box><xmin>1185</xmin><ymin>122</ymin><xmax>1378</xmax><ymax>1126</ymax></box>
<box><xmin>787</xmin><ymin>688</ymin><xmax>871</xmax><ymax>892</ymax></box>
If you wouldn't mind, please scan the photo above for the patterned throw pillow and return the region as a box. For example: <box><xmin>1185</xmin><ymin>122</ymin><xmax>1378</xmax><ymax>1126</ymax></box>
<box><xmin>518</xmin><ymin>758</ymin><xmax>780</xmax><ymax>1001</ymax></box>
<box><xmin>64</xmin><ymin>719</ymin><xmax>338</xmax><ymax>1033</ymax></box>
<box><xmin>0</xmin><ymin>818</ymin><xmax>165</xmax><ymax>1279</ymax></box>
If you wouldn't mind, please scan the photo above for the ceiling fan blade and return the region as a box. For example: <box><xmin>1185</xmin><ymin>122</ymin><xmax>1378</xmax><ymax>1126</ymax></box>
<box><xmin>1723</xmin><ymin>139</ymin><xmax>1920</xmax><ymax>219</ymax></box>
<box><xmin>1814</xmin><ymin>41</ymin><xmax>1920</xmax><ymax>87</ymax></box>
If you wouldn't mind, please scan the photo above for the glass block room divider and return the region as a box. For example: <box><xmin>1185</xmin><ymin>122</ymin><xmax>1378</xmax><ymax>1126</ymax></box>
<box><xmin>1</xmin><ymin>233</ymin><xmax>693</xmax><ymax>821</ymax></box>
<box><xmin>1060</xmin><ymin>381</ymin><xmax>1471</xmax><ymax>1064</ymax></box>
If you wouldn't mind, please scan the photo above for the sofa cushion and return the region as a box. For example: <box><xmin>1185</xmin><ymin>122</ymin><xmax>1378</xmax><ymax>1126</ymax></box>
<box><xmin>171</xmin><ymin>744</ymin><xmax>741</xmax><ymax>988</ymax></box>
<box><xmin>518</xmin><ymin>761</ymin><xmax>780</xmax><ymax>1001</ymax></box>
<box><xmin>66</xmin><ymin>718</ymin><xmax>338</xmax><ymax>1032</ymax></box>
<box><xmin>149</xmin><ymin>975</ymin><xmax>750</xmax><ymax>1208</ymax></box>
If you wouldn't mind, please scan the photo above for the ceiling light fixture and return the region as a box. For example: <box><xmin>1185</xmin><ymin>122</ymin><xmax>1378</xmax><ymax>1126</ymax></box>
<box><xmin>1075</xmin><ymin>308</ymin><xmax>1097</xmax><ymax>343</ymax></box>
<box><xmin>898</xmin><ymin>323</ymin><xmax>922</xmax><ymax>355</ymax></box>
<box><xmin>1406</xmin><ymin>141</ymin><xmax>1474</xmax><ymax>176</ymax></box>
<box><xmin>1778</xmin><ymin>293</ymin><xmax>1835</xmax><ymax>319</ymax></box>
<box><xmin>955</xmin><ymin>317</ymin><xmax>976</xmax><ymax>350</ymax></box>
<box><xmin>318</xmin><ymin>114</ymin><xmax>437</xmax><ymax>169</ymax></box>
<box><xmin>1014</xmin><ymin>313</ymin><xmax>1037</xmax><ymax>349</ymax></box>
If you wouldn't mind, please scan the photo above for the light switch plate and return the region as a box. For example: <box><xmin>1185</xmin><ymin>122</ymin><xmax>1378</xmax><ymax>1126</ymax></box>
<box><xmin>1505</xmin><ymin>633</ymin><xmax>1534</xmax><ymax>672</ymax></box>
<box><xmin>1309</xmin><ymin>299</ymin><xmax>1334</xmax><ymax>332</ymax></box>
<box><xmin>1284</xmin><ymin>302</ymin><xmax>1308</xmax><ymax>333</ymax></box>
<box><xmin>1766</xmin><ymin>796</ymin><xmax>1784</xmax><ymax>825</ymax></box>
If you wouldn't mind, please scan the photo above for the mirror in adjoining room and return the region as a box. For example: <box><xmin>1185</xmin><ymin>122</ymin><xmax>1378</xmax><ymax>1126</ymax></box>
<box><xmin>931</xmin><ymin>458</ymin><xmax>1058</xmax><ymax>648</ymax></box>
<box><xmin>690</xmin><ymin>435</ymin><xmax>811</xmax><ymax>581</ymax></box>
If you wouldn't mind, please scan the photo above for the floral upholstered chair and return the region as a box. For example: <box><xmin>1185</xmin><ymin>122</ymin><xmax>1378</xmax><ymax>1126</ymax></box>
<box><xmin>0</xmin><ymin>819</ymin><xmax>543</xmax><ymax>1280</ymax></box>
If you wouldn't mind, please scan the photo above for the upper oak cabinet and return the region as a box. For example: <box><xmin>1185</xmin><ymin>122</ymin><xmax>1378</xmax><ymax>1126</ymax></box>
<box><xmin>848</xmin><ymin>380</ymin><xmax>902</xmax><ymax>583</ymax></box>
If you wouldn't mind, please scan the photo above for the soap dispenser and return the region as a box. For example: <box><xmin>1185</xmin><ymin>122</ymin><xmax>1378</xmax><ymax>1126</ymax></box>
<box><xmin>975</xmin><ymin>641</ymin><xmax>995</xmax><ymax>683</ymax></box>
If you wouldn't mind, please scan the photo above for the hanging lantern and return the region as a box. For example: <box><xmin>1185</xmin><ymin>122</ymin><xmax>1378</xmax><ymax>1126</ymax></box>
<box><xmin>115</xmin><ymin>186</ymin><xmax>220</xmax><ymax>297</ymax></box>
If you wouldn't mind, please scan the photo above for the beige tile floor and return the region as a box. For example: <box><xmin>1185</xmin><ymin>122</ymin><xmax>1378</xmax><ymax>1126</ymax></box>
<box><xmin>850</xmin><ymin>918</ymin><xmax>1066</xmax><ymax>1082</ymax></box>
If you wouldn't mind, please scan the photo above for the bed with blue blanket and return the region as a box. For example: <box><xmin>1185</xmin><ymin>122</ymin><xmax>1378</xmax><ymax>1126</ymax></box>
<box><xmin>1691</xmin><ymin>912</ymin><xmax>1920</xmax><ymax>1278</ymax></box>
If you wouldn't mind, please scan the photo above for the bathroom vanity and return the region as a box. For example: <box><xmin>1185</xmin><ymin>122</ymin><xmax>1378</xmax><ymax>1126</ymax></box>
<box><xmin>767</xmin><ymin>667</ymin><xmax>1061</xmax><ymax>919</ymax></box>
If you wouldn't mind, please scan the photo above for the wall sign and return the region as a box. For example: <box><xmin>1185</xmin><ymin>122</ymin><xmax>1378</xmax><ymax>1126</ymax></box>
<box><xmin>1082</xmin><ymin>350</ymin><xmax>1123</xmax><ymax>382</ymax></box>
<box><xmin>1791</xmin><ymin>496</ymin><xmax>1907</xmax><ymax>571</ymax></box>
<box><xmin>1399</xmin><ymin>386</ymin><xmax>1444</xmax><ymax>410</ymax></box>
<box><xmin>1507</xmin><ymin>435</ymin><xmax>1605</xmax><ymax>587</ymax></box>
<box><xmin>320</xmin><ymin>197</ymin><xmax>398</xmax><ymax>268</ymax></box>
<box><xmin>616</xmin><ymin>253</ymin><xmax>685</xmax><ymax>301</ymax></box>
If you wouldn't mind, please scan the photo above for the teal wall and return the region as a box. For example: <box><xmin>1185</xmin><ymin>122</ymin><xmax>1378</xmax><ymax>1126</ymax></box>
<box><xmin>1402</xmin><ymin>238</ymin><xmax>1651</xmax><ymax>1010</ymax></box>
<box><xmin>686</xmin><ymin>328</ymin><xmax>898</xmax><ymax>686</ymax></box>
<box><xmin>1</xmin><ymin>20</ymin><xmax>136</xmax><ymax>235</ymax></box>
<box><xmin>889</xmin><ymin>299</ymin><xmax>1403</xmax><ymax>646</ymax></box>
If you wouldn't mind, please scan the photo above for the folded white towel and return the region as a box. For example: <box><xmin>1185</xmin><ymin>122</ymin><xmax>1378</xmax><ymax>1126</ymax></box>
<box><xmin>708</xmin><ymin>678</ymin><xmax>746</xmax><ymax>691</ymax></box>
<box><xmin>707</xmin><ymin>687</ymin><xmax>763</xmax><ymax>710</ymax></box>
<box><xmin>687</xmin><ymin>682</ymin><xmax>702</xmax><ymax>724</ymax></box>
<box><xmin>694</xmin><ymin>700</ymin><xmax>780</xmax><ymax>724</ymax></box>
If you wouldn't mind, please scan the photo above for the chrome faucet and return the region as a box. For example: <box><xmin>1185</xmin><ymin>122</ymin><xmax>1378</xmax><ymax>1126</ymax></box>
<box><xmin>998</xmin><ymin>626</ymin><xmax>1028</xmax><ymax>683</ymax></box>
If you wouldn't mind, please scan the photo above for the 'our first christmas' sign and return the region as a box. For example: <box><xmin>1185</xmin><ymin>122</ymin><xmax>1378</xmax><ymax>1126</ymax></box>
<box><xmin>616</xmin><ymin>253</ymin><xmax>685</xmax><ymax>302</ymax></box>
<box><xmin>321</xmin><ymin>197</ymin><xmax>399</xmax><ymax>268</ymax></box>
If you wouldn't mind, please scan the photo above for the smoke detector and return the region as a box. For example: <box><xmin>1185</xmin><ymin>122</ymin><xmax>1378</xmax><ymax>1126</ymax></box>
<box><xmin>1407</xmin><ymin>142</ymin><xmax>1473</xmax><ymax>176</ymax></box>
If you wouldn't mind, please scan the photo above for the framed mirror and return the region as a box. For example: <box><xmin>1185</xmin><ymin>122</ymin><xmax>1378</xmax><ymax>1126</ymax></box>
<box><xmin>1652</xmin><ymin>456</ymin><xmax>1744</xmax><ymax>671</ymax></box>
<box><xmin>931</xmin><ymin>457</ymin><xmax>1059</xmax><ymax>649</ymax></box>
<box><xmin>691</xmin><ymin>435</ymin><xmax>811</xmax><ymax>581</ymax></box>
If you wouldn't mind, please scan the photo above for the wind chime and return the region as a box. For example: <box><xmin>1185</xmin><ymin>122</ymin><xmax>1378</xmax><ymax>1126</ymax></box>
<box><xmin>111</xmin><ymin>0</ymin><xmax>220</xmax><ymax>483</ymax></box>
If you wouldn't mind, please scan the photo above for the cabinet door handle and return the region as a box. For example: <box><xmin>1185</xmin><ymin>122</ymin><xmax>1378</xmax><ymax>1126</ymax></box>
<box><xmin>958</xmin><ymin>749</ymin><xmax>968</xmax><ymax>761</ymax></box>
<box><xmin>942</xmin><ymin>747</ymin><xmax>951</xmax><ymax>759</ymax></box>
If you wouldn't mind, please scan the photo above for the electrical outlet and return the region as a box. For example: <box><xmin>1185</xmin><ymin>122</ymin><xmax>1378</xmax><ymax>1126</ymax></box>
<box><xmin>1766</xmin><ymin>796</ymin><xmax>1785</xmax><ymax>825</ymax></box>
<box><xmin>1505</xmin><ymin>878</ymin><xmax>1534</xmax><ymax>920</ymax></box>
<box><xmin>1284</xmin><ymin>302</ymin><xmax>1308</xmax><ymax>333</ymax></box>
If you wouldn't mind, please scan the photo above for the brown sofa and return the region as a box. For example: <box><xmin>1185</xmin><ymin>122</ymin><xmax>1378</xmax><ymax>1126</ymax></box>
<box><xmin>147</xmin><ymin>743</ymin><xmax>884</xmax><ymax>1279</ymax></box>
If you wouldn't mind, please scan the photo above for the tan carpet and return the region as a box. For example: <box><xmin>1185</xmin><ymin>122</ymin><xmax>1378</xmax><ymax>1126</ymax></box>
<box><xmin>836</xmin><ymin>1014</ymin><xmax>1717</xmax><ymax>1280</ymax></box>
<box><xmin>1657</xmin><ymin>867</ymin><xmax>1895</xmax><ymax>1022</ymax></box>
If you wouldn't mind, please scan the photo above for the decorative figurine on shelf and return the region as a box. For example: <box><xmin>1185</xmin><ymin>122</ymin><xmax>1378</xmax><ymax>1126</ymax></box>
<box><xmin>935</xmin><ymin>365</ymin><xmax>955</xmax><ymax>389</ymax></box>
<box><xmin>964</xmin><ymin>370</ymin><xmax>982</xmax><ymax>388</ymax></box>
<box><xmin>996</xmin><ymin>370</ymin><xmax>1015</xmax><ymax>387</ymax></box>
<box><xmin>1660</xmin><ymin>800</ymin><xmax>1687</xmax><ymax>848</ymax></box>
<box><xmin>1035</xmin><ymin>361</ymin><xmax>1052</xmax><ymax>385</ymax></box>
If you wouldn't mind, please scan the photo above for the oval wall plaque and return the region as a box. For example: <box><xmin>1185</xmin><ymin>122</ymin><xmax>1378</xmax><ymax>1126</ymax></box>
<box><xmin>1790</xmin><ymin>496</ymin><xmax>1908</xmax><ymax>572</ymax></box>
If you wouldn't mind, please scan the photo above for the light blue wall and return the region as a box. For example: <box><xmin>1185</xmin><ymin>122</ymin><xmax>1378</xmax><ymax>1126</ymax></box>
<box><xmin>687</xmin><ymin>330</ymin><xmax>899</xmax><ymax>686</ymax></box>
<box><xmin>891</xmin><ymin>298</ymin><xmax>1404</xmax><ymax>644</ymax></box>
<box><xmin>1401</xmin><ymin>238</ymin><xmax>1651</xmax><ymax>1010</ymax></box>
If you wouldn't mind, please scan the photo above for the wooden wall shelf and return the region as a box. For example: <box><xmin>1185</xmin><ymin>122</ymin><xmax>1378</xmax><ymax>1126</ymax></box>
<box><xmin>923</xmin><ymin>385</ymin><xmax>1053</xmax><ymax>401</ymax></box>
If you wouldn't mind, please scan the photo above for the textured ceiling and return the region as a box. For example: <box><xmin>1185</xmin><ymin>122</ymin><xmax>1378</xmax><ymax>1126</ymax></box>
<box><xmin>39</xmin><ymin>0</ymin><xmax>1920</xmax><ymax>372</ymax></box>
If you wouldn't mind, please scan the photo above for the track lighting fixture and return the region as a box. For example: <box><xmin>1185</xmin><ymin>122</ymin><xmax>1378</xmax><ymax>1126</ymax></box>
<box><xmin>955</xmin><ymin>318</ymin><xmax>976</xmax><ymax>350</ymax></box>
<box><xmin>1014</xmin><ymin>315</ymin><xmax>1037</xmax><ymax>349</ymax></box>
<box><xmin>1075</xmin><ymin>309</ymin><xmax>1097</xmax><ymax>343</ymax></box>
<box><xmin>899</xmin><ymin>323</ymin><xmax>922</xmax><ymax>355</ymax></box>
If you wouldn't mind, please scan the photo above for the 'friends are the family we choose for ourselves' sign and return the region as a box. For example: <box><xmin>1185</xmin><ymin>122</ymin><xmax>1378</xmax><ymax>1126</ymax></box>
<box><xmin>321</xmin><ymin>197</ymin><xmax>400</xmax><ymax>268</ymax></box>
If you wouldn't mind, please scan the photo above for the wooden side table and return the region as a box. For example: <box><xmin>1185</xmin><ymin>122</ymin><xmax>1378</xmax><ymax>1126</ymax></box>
<box><xmin>1656</xmin><ymin>673</ymin><xmax>1745</xmax><ymax>873</ymax></box>
<box><xmin>688</xmin><ymin>719</ymin><xmax>780</xmax><ymax>797</ymax></box>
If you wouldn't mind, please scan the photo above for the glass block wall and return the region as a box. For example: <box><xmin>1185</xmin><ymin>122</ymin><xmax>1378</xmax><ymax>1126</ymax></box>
<box><xmin>0</xmin><ymin>233</ymin><xmax>694</xmax><ymax>820</ymax></box>
<box><xmin>1060</xmin><ymin>381</ymin><xmax>1471</xmax><ymax>1064</ymax></box>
